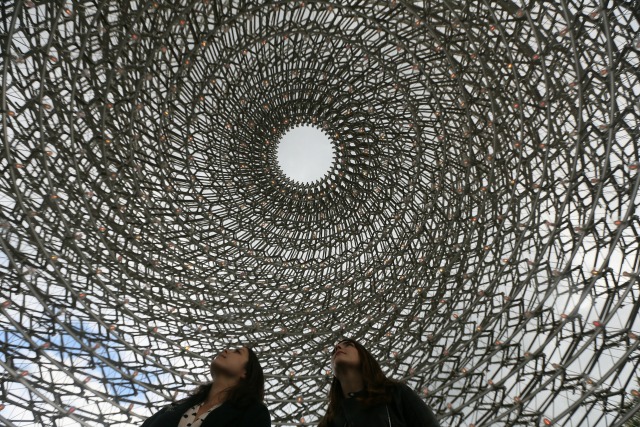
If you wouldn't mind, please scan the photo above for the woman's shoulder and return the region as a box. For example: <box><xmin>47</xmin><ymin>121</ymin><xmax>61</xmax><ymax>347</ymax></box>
<box><xmin>140</xmin><ymin>401</ymin><xmax>190</xmax><ymax>427</ymax></box>
<box><xmin>390</xmin><ymin>382</ymin><xmax>441</xmax><ymax>426</ymax></box>
<box><xmin>389</xmin><ymin>381</ymin><xmax>422</xmax><ymax>399</ymax></box>
<box><xmin>231</xmin><ymin>399</ymin><xmax>270</xmax><ymax>416</ymax></box>
<box><xmin>230</xmin><ymin>398</ymin><xmax>268</xmax><ymax>409</ymax></box>
<box><xmin>235</xmin><ymin>400</ymin><xmax>270</xmax><ymax>426</ymax></box>
<box><xmin>152</xmin><ymin>400</ymin><xmax>188</xmax><ymax>413</ymax></box>
<box><xmin>248</xmin><ymin>400</ymin><xmax>270</xmax><ymax>411</ymax></box>
<box><xmin>389</xmin><ymin>380</ymin><xmax>411</xmax><ymax>392</ymax></box>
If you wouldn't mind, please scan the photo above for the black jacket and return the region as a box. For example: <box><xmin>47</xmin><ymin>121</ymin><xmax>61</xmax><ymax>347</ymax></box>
<box><xmin>140</xmin><ymin>399</ymin><xmax>270</xmax><ymax>427</ymax></box>
<box><xmin>330</xmin><ymin>383</ymin><xmax>440</xmax><ymax>427</ymax></box>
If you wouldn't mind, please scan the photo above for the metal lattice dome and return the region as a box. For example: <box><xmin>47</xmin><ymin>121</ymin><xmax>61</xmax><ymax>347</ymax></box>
<box><xmin>1</xmin><ymin>1</ymin><xmax>640</xmax><ymax>426</ymax></box>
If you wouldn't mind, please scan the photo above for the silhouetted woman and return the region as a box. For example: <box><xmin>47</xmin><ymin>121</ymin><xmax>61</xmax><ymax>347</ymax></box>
<box><xmin>319</xmin><ymin>338</ymin><xmax>440</xmax><ymax>427</ymax></box>
<box><xmin>141</xmin><ymin>346</ymin><xmax>270</xmax><ymax>427</ymax></box>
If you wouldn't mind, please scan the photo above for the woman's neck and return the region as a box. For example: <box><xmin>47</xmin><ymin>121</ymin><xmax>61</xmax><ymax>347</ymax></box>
<box><xmin>337</xmin><ymin>368</ymin><xmax>364</xmax><ymax>396</ymax></box>
<box><xmin>207</xmin><ymin>376</ymin><xmax>237</xmax><ymax>404</ymax></box>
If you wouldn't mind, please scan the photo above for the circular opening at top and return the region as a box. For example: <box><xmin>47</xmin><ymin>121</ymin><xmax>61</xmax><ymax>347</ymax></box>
<box><xmin>276</xmin><ymin>125</ymin><xmax>335</xmax><ymax>184</ymax></box>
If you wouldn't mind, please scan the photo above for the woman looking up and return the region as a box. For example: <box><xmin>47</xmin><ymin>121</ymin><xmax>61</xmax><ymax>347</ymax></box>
<box><xmin>319</xmin><ymin>338</ymin><xmax>440</xmax><ymax>427</ymax></box>
<box><xmin>141</xmin><ymin>345</ymin><xmax>270</xmax><ymax>427</ymax></box>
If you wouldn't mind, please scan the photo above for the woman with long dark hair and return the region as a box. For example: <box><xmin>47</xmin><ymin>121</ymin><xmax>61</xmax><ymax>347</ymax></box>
<box><xmin>319</xmin><ymin>338</ymin><xmax>440</xmax><ymax>427</ymax></box>
<box><xmin>141</xmin><ymin>346</ymin><xmax>270</xmax><ymax>427</ymax></box>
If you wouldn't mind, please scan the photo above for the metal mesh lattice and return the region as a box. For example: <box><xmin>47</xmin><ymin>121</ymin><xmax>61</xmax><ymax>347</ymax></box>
<box><xmin>1</xmin><ymin>1</ymin><xmax>640</xmax><ymax>426</ymax></box>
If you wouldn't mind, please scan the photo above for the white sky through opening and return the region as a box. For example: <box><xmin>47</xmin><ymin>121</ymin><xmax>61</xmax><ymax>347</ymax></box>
<box><xmin>276</xmin><ymin>125</ymin><xmax>335</xmax><ymax>184</ymax></box>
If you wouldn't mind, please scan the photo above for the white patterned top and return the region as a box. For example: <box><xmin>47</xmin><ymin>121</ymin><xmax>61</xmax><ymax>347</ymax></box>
<box><xmin>178</xmin><ymin>401</ymin><xmax>223</xmax><ymax>427</ymax></box>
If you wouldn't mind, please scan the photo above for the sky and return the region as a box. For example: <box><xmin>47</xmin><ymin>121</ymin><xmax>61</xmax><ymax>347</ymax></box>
<box><xmin>276</xmin><ymin>125</ymin><xmax>336</xmax><ymax>184</ymax></box>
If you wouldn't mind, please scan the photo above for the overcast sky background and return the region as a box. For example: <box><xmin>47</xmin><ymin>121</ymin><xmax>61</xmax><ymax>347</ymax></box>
<box><xmin>276</xmin><ymin>125</ymin><xmax>335</xmax><ymax>183</ymax></box>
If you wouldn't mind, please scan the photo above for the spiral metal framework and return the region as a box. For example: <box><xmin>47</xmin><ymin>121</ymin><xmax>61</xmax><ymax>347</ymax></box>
<box><xmin>1</xmin><ymin>0</ymin><xmax>640</xmax><ymax>426</ymax></box>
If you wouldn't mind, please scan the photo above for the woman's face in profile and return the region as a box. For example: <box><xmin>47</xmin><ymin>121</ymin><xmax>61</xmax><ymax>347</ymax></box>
<box><xmin>211</xmin><ymin>346</ymin><xmax>249</xmax><ymax>379</ymax></box>
<box><xmin>331</xmin><ymin>340</ymin><xmax>360</xmax><ymax>370</ymax></box>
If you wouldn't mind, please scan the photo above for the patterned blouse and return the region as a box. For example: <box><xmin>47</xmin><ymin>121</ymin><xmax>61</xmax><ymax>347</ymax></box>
<box><xmin>178</xmin><ymin>401</ymin><xmax>223</xmax><ymax>427</ymax></box>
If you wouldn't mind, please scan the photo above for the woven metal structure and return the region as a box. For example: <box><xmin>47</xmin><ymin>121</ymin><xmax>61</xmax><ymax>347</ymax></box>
<box><xmin>1</xmin><ymin>1</ymin><xmax>640</xmax><ymax>426</ymax></box>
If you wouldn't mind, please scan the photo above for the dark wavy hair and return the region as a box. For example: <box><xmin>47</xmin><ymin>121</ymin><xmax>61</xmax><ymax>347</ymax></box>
<box><xmin>175</xmin><ymin>346</ymin><xmax>265</xmax><ymax>409</ymax></box>
<box><xmin>318</xmin><ymin>338</ymin><xmax>401</xmax><ymax>427</ymax></box>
